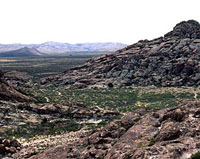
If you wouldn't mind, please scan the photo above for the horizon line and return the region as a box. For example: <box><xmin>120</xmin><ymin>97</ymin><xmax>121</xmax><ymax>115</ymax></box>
<box><xmin>0</xmin><ymin>41</ymin><xmax>129</xmax><ymax>45</ymax></box>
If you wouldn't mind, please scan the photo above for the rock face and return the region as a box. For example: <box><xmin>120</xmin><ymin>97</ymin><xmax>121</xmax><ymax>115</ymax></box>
<box><xmin>0</xmin><ymin>70</ymin><xmax>34</xmax><ymax>102</ymax></box>
<box><xmin>30</xmin><ymin>100</ymin><xmax>200</xmax><ymax>159</ymax></box>
<box><xmin>40</xmin><ymin>20</ymin><xmax>200</xmax><ymax>87</ymax></box>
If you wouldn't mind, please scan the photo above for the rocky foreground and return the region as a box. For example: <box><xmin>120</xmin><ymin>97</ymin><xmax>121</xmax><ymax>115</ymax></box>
<box><xmin>30</xmin><ymin>100</ymin><xmax>200</xmax><ymax>159</ymax></box>
<box><xmin>40</xmin><ymin>20</ymin><xmax>200</xmax><ymax>88</ymax></box>
<box><xmin>0</xmin><ymin>99</ymin><xmax>119</xmax><ymax>158</ymax></box>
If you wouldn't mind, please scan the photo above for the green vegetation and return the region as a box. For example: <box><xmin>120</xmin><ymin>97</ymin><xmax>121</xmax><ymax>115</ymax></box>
<box><xmin>1</xmin><ymin>120</ymin><xmax>80</xmax><ymax>139</ymax></box>
<box><xmin>0</xmin><ymin>120</ymin><xmax>108</xmax><ymax>139</ymax></box>
<box><xmin>191</xmin><ymin>151</ymin><xmax>200</xmax><ymax>159</ymax></box>
<box><xmin>148</xmin><ymin>137</ymin><xmax>156</xmax><ymax>147</ymax></box>
<box><xmin>28</xmin><ymin>86</ymin><xmax>196</xmax><ymax>113</ymax></box>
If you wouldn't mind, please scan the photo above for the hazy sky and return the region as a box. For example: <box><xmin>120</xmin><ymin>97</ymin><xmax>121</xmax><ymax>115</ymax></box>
<box><xmin>0</xmin><ymin>0</ymin><xmax>199</xmax><ymax>44</ymax></box>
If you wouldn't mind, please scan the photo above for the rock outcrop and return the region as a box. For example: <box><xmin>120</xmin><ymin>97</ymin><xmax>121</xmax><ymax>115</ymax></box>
<box><xmin>40</xmin><ymin>20</ymin><xmax>200</xmax><ymax>88</ymax></box>
<box><xmin>4</xmin><ymin>70</ymin><xmax>33</xmax><ymax>87</ymax></box>
<box><xmin>30</xmin><ymin>100</ymin><xmax>200</xmax><ymax>159</ymax></box>
<box><xmin>0</xmin><ymin>70</ymin><xmax>34</xmax><ymax>102</ymax></box>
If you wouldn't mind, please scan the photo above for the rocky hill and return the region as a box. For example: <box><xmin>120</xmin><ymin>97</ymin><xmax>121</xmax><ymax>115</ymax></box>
<box><xmin>40</xmin><ymin>20</ymin><xmax>200</xmax><ymax>88</ymax></box>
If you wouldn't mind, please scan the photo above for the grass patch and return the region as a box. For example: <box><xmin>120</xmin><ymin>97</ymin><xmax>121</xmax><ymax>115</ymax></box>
<box><xmin>0</xmin><ymin>120</ymin><xmax>109</xmax><ymax>139</ymax></box>
<box><xmin>28</xmin><ymin>87</ymin><xmax>139</xmax><ymax>112</ymax></box>
<box><xmin>27</xmin><ymin>86</ymin><xmax>197</xmax><ymax>113</ymax></box>
<box><xmin>0</xmin><ymin>120</ymin><xmax>81</xmax><ymax>139</ymax></box>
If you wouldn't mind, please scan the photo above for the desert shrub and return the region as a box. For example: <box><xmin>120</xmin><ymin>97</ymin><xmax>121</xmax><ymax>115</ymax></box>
<box><xmin>191</xmin><ymin>151</ymin><xmax>200</xmax><ymax>159</ymax></box>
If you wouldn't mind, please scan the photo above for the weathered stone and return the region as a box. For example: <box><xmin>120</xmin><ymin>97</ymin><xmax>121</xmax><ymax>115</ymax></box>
<box><xmin>155</xmin><ymin>122</ymin><xmax>181</xmax><ymax>141</ymax></box>
<box><xmin>193</xmin><ymin>39</ymin><xmax>200</xmax><ymax>43</ymax></box>
<box><xmin>161</xmin><ymin>109</ymin><xmax>185</xmax><ymax>122</ymax></box>
<box><xmin>174</xmin><ymin>39</ymin><xmax>191</xmax><ymax>50</ymax></box>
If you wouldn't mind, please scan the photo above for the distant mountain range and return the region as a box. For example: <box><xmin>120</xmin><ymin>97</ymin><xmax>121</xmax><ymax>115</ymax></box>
<box><xmin>0</xmin><ymin>47</ymin><xmax>44</xmax><ymax>57</ymax></box>
<box><xmin>0</xmin><ymin>42</ymin><xmax>127</xmax><ymax>56</ymax></box>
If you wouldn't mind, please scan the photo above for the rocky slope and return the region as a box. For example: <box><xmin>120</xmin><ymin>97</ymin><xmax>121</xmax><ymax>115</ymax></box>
<box><xmin>0</xmin><ymin>70</ymin><xmax>34</xmax><ymax>102</ymax></box>
<box><xmin>29</xmin><ymin>100</ymin><xmax>200</xmax><ymax>159</ymax></box>
<box><xmin>0</xmin><ymin>69</ymin><xmax>120</xmax><ymax>158</ymax></box>
<box><xmin>40</xmin><ymin>20</ymin><xmax>200</xmax><ymax>88</ymax></box>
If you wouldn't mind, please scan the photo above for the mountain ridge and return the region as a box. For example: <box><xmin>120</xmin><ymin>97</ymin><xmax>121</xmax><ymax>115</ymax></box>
<box><xmin>0</xmin><ymin>47</ymin><xmax>44</xmax><ymax>57</ymax></box>
<box><xmin>0</xmin><ymin>42</ymin><xmax>127</xmax><ymax>55</ymax></box>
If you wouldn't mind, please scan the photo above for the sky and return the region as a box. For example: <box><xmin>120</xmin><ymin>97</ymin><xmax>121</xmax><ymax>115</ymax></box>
<box><xmin>0</xmin><ymin>0</ymin><xmax>199</xmax><ymax>45</ymax></box>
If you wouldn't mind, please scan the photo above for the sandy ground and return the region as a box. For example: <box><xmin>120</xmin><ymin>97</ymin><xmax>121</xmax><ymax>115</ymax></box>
<box><xmin>0</xmin><ymin>59</ymin><xmax>17</xmax><ymax>62</ymax></box>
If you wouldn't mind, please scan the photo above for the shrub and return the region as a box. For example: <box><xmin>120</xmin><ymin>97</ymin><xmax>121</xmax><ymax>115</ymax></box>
<box><xmin>148</xmin><ymin>137</ymin><xmax>155</xmax><ymax>146</ymax></box>
<box><xmin>191</xmin><ymin>151</ymin><xmax>200</xmax><ymax>159</ymax></box>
